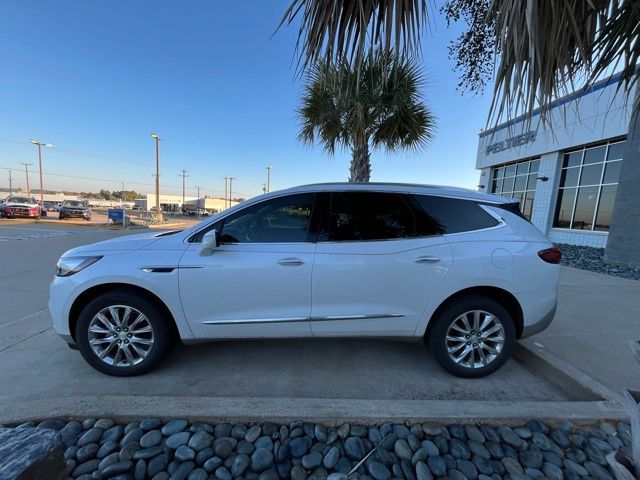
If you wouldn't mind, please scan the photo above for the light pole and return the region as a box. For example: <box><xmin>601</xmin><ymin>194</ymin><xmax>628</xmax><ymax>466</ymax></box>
<box><xmin>224</xmin><ymin>177</ymin><xmax>229</xmax><ymax>209</ymax></box>
<box><xmin>121</xmin><ymin>182</ymin><xmax>126</xmax><ymax>227</ymax></box>
<box><xmin>30</xmin><ymin>139</ymin><xmax>53</xmax><ymax>216</ymax></box>
<box><xmin>266</xmin><ymin>165</ymin><xmax>272</xmax><ymax>192</ymax></box>
<box><xmin>228</xmin><ymin>177</ymin><xmax>234</xmax><ymax>208</ymax></box>
<box><xmin>150</xmin><ymin>133</ymin><xmax>162</xmax><ymax>221</ymax></box>
<box><xmin>8</xmin><ymin>170</ymin><xmax>12</xmax><ymax>194</ymax></box>
<box><xmin>179</xmin><ymin>170</ymin><xmax>188</xmax><ymax>213</ymax></box>
<box><xmin>194</xmin><ymin>185</ymin><xmax>202</xmax><ymax>215</ymax></box>
<box><xmin>19</xmin><ymin>163</ymin><xmax>33</xmax><ymax>196</ymax></box>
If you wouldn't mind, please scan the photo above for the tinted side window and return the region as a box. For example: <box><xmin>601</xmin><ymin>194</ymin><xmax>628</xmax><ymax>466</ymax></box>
<box><xmin>328</xmin><ymin>192</ymin><xmax>417</xmax><ymax>241</ymax></box>
<box><xmin>412</xmin><ymin>195</ymin><xmax>499</xmax><ymax>234</ymax></box>
<box><xmin>218</xmin><ymin>193</ymin><xmax>315</xmax><ymax>243</ymax></box>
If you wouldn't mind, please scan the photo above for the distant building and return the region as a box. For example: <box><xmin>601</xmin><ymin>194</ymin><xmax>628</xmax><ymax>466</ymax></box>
<box><xmin>134</xmin><ymin>194</ymin><xmax>240</xmax><ymax>213</ymax></box>
<box><xmin>475</xmin><ymin>71</ymin><xmax>638</xmax><ymax>266</ymax></box>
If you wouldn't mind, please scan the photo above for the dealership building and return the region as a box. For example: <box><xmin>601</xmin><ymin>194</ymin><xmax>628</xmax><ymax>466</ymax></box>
<box><xmin>476</xmin><ymin>72</ymin><xmax>638</xmax><ymax>266</ymax></box>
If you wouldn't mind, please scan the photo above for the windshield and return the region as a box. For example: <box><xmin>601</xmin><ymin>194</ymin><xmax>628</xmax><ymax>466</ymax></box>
<box><xmin>7</xmin><ymin>196</ymin><xmax>36</xmax><ymax>204</ymax></box>
<box><xmin>63</xmin><ymin>200</ymin><xmax>86</xmax><ymax>207</ymax></box>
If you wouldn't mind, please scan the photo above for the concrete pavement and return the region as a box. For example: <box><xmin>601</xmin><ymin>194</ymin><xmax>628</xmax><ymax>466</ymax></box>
<box><xmin>530</xmin><ymin>266</ymin><xmax>640</xmax><ymax>392</ymax></box>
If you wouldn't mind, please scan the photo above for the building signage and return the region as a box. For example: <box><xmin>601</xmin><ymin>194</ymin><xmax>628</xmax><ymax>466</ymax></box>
<box><xmin>486</xmin><ymin>130</ymin><xmax>537</xmax><ymax>155</ymax></box>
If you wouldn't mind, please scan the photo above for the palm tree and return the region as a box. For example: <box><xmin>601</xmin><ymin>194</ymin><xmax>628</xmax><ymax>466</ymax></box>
<box><xmin>298</xmin><ymin>51</ymin><xmax>435</xmax><ymax>182</ymax></box>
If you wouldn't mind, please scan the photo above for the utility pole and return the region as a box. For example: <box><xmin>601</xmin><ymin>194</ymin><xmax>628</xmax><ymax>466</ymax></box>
<box><xmin>194</xmin><ymin>185</ymin><xmax>202</xmax><ymax>216</ymax></box>
<box><xmin>121</xmin><ymin>182</ymin><xmax>125</xmax><ymax>227</ymax></box>
<box><xmin>150</xmin><ymin>133</ymin><xmax>162</xmax><ymax>221</ymax></box>
<box><xmin>262</xmin><ymin>183</ymin><xmax>267</xmax><ymax>194</ymax></box>
<box><xmin>19</xmin><ymin>163</ymin><xmax>33</xmax><ymax>195</ymax></box>
<box><xmin>30</xmin><ymin>139</ymin><xmax>54</xmax><ymax>216</ymax></box>
<box><xmin>266</xmin><ymin>165</ymin><xmax>272</xmax><ymax>192</ymax></box>
<box><xmin>179</xmin><ymin>170</ymin><xmax>189</xmax><ymax>213</ymax></box>
<box><xmin>8</xmin><ymin>170</ymin><xmax>12</xmax><ymax>194</ymax></box>
<box><xmin>228</xmin><ymin>177</ymin><xmax>235</xmax><ymax>208</ymax></box>
<box><xmin>224</xmin><ymin>177</ymin><xmax>229</xmax><ymax>209</ymax></box>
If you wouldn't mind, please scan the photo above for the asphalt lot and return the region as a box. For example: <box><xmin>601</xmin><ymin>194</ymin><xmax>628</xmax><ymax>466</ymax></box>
<box><xmin>0</xmin><ymin>220</ymin><xmax>574</xmax><ymax>410</ymax></box>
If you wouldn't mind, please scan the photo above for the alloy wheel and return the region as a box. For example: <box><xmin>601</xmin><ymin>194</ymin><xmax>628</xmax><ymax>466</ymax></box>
<box><xmin>87</xmin><ymin>305</ymin><xmax>155</xmax><ymax>366</ymax></box>
<box><xmin>445</xmin><ymin>310</ymin><xmax>505</xmax><ymax>369</ymax></box>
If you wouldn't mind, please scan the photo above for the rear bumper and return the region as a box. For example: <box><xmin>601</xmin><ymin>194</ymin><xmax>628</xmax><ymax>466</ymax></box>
<box><xmin>521</xmin><ymin>301</ymin><xmax>557</xmax><ymax>338</ymax></box>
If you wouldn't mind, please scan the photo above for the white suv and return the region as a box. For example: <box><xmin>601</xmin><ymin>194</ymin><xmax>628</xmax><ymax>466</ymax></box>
<box><xmin>49</xmin><ymin>183</ymin><xmax>561</xmax><ymax>378</ymax></box>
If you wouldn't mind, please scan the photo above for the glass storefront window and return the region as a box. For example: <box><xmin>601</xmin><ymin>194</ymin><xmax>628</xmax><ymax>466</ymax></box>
<box><xmin>553</xmin><ymin>139</ymin><xmax>624</xmax><ymax>231</ymax></box>
<box><xmin>489</xmin><ymin>157</ymin><xmax>540</xmax><ymax>220</ymax></box>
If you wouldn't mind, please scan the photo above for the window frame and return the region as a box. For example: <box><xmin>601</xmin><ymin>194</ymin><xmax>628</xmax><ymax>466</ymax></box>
<box><xmin>488</xmin><ymin>156</ymin><xmax>540</xmax><ymax>220</ymax></box>
<box><xmin>553</xmin><ymin>138</ymin><xmax>625</xmax><ymax>232</ymax></box>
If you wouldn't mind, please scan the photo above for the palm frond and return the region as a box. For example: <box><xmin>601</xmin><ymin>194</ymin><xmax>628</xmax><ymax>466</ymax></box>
<box><xmin>277</xmin><ymin>0</ymin><xmax>429</xmax><ymax>74</ymax></box>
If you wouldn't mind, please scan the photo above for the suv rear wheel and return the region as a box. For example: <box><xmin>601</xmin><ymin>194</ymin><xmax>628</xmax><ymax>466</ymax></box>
<box><xmin>75</xmin><ymin>290</ymin><xmax>174</xmax><ymax>376</ymax></box>
<box><xmin>427</xmin><ymin>295</ymin><xmax>515</xmax><ymax>378</ymax></box>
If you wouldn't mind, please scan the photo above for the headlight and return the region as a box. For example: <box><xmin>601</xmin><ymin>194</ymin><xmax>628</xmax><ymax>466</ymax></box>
<box><xmin>56</xmin><ymin>256</ymin><xmax>102</xmax><ymax>277</ymax></box>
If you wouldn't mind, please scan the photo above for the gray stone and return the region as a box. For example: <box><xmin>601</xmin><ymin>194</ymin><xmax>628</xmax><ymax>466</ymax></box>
<box><xmin>203</xmin><ymin>456</ymin><xmax>223</xmax><ymax>473</ymax></box>
<box><xmin>99</xmin><ymin>452</ymin><xmax>120</xmax><ymax>472</ymax></box>
<box><xmin>395</xmin><ymin>439</ymin><xmax>414</xmax><ymax>460</ymax></box>
<box><xmin>65</xmin><ymin>445</ymin><xmax>78</xmax><ymax>459</ymax></box>
<box><xmin>119</xmin><ymin>442</ymin><xmax>141</xmax><ymax>462</ymax></box>
<box><xmin>588</xmin><ymin>438</ymin><xmax>613</xmax><ymax>453</ymax></box>
<box><xmin>245</xmin><ymin>426</ymin><xmax>262</xmax><ymax>443</ymax></box>
<box><xmin>498</xmin><ymin>427</ymin><xmax>522</xmax><ymax>448</ymax></box>
<box><xmin>564</xmin><ymin>459</ymin><xmax>589</xmax><ymax>476</ymax></box>
<box><xmin>324</xmin><ymin>446</ymin><xmax>340</xmax><ymax>469</ymax></box>
<box><xmin>101</xmin><ymin>460</ymin><xmax>133</xmax><ymax>477</ymax></box>
<box><xmin>188</xmin><ymin>468</ymin><xmax>208</xmax><ymax>480</ymax></box>
<box><xmin>238</xmin><ymin>439</ymin><xmax>256</xmax><ymax>455</ymax></box>
<box><xmin>0</xmin><ymin>427</ymin><xmax>67</xmax><ymax>480</ymax></box>
<box><xmin>121</xmin><ymin>428</ymin><xmax>144</xmax><ymax>447</ymax></box>
<box><xmin>465</xmin><ymin>426</ymin><xmax>486</xmax><ymax>444</ymax></box>
<box><xmin>472</xmin><ymin>455</ymin><xmax>492</xmax><ymax>475</ymax></box>
<box><xmin>82</xmin><ymin>418</ymin><xmax>97</xmax><ymax>430</ymax></box>
<box><xmin>416</xmin><ymin>461</ymin><xmax>433</xmax><ymax>480</ymax></box>
<box><xmin>427</xmin><ymin>456</ymin><xmax>447</xmax><ymax>476</ymax></box>
<box><xmin>76</xmin><ymin>443</ymin><xmax>99</xmax><ymax>463</ymax></box>
<box><xmin>559</xmin><ymin>421</ymin><xmax>574</xmax><ymax>432</ymax></box>
<box><xmin>315</xmin><ymin>425</ymin><xmax>328</xmax><ymax>443</ymax></box>
<box><xmin>162</xmin><ymin>420</ymin><xmax>188</xmax><ymax>437</ymax></box>
<box><xmin>190</xmin><ymin>423</ymin><xmax>214</xmax><ymax>434</ymax></box>
<box><xmin>543</xmin><ymin>462</ymin><xmax>564</xmax><ymax>480</ymax></box>
<box><xmin>140</xmin><ymin>430</ymin><xmax>163</xmax><ymax>448</ymax></box>
<box><xmin>134</xmin><ymin>459</ymin><xmax>147</xmax><ymax>480</ymax></box>
<box><xmin>72</xmin><ymin>459</ymin><xmax>100</xmax><ymax>477</ymax></box>
<box><xmin>351</xmin><ymin>425</ymin><xmax>368</xmax><ymax>437</ymax></box>
<box><xmin>526</xmin><ymin>420</ymin><xmax>549</xmax><ymax>435</ymax></box>
<box><xmin>302</xmin><ymin>452</ymin><xmax>323</xmax><ymax>469</ymax></box>
<box><xmin>153</xmin><ymin>473</ymin><xmax>170</xmax><ymax>480</ymax></box>
<box><xmin>214</xmin><ymin>424</ymin><xmax>232</xmax><ymax>439</ymax></box>
<box><xmin>525</xmin><ymin>467</ymin><xmax>545</xmax><ymax>480</ymax></box>
<box><xmin>531</xmin><ymin>432</ymin><xmax>552</xmax><ymax>451</ymax></box>
<box><xmin>485</xmin><ymin>441</ymin><xmax>504</xmax><ymax>459</ymax></box>
<box><xmin>101</xmin><ymin>426</ymin><xmax>125</xmax><ymax>444</ymax></box>
<box><xmin>231</xmin><ymin>453</ymin><xmax>251</xmax><ymax>477</ymax></box>
<box><xmin>213</xmin><ymin>438</ymin><xmax>234</xmax><ymax>459</ymax></box>
<box><xmin>488</xmin><ymin>459</ymin><xmax>504</xmax><ymax>476</ymax></box>
<box><xmin>140</xmin><ymin>418</ymin><xmax>162</xmax><ymax>431</ymax></box>
<box><xmin>449</xmin><ymin>425</ymin><xmax>466</xmax><ymax>440</ymax></box>
<box><xmin>189</xmin><ymin>431</ymin><xmax>213</xmax><ymax>452</ymax></box>
<box><xmin>468</xmin><ymin>440</ymin><xmax>490</xmax><ymax>460</ymax></box>
<box><xmin>448</xmin><ymin>468</ymin><xmax>467</xmax><ymax>480</ymax></box>
<box><xmin>78</xmin><ymin>428</ymin><xmax>103</xmax><ymax>447</ymax></box>
<box><xmin>133</xmin><ymin>446</ymin><xmax>164</xmax><ymax>460</ymax></box>
<box><xmin>147</xmin><ymin>453</ymin><xmax>169</xmax><ymax>477</ymax></box>
<box><xmin>195</xmin><ymin>447</ymin><xmax>214</xmax><ymax>466</ymax></box>
<box><xmin>480</xmin><ymin>426</ymin><xmax>500</xmax><ymax>443</ymax></box>
<box><xmin>258</xmin><ymin>468</ymin><xmax>279</xmax><ymax>480</ymax></box>
<box><xmin>583</xmin><ymin>462</ymin><xmax>613</xmax><ymax>480</ymax></box>
<box><xmin>97</xmin><ymin>441</ymin><xmax>118</xmax><ymax>460</ymax></box>
<box><xmin>345</xmin><ymin>437</ymin><xmax>365</xmax><ymax>461</ymax></box>
<box><xmin>599</xmin><ymin>422</ymin><xmax>616</xmax><ymax>437</ymax></box>
<box><xmin>412</xmin><ymin>448</ymin><xmax>428</xmax><ymax>465</ymax></box>
<box><xmin>175</xmin><ymin>445</ymin><xmax>196</xmax><ymax>462</ymax></box>
<box><xmin>251</xmin><ymin>448</ymin><xmax>274</xmax><ymax>472</ymax></box>
<box><xmin>277</xmin><ymin>460</ymin><xmax>292</xmax><ymax>478</ymax></box>
<box><xmin>327</xmin><ymin>474</ymin><xmax>347</xmax><ymax>480</ymax></box>
<box><xmin>368</xmin><ymin>461</ymin><xmax>391</xmax><ymax>480</ymax></box>
<box><xmin>519</xmin><ymin>451</ymin><xmax>544</xmax><ymax>469</ymax></box>
<box><xmin>335</xmin><ymin>457</ymin><xmax>352</xmax><ymax>474</ymax></box>
<box><xmin>551</xmin><ymin>430</ymin><xmax>571</xmax><ymax>448</ymax></box>
<box><xmin>290</xmin><ymin>437</ymin><xmax>310</xmax><ymax>458</ymax></box>
<box><xmin>566</xmin><ymin>449</ymin><xmax>587</xmax><ymax>464</ymax></box>
<box><xmin>292</xmin><ymin>464</ymin><xmax>308</xmax><ymax>480</ymax></box>
<box><xmin>514</xmin><ymin>428</ymin><xmax>532</xmax><ymax>440</ymax></box>
<box><xmin>450</xmin><ymin>439</ymin><xmax>471</xmax><ymax>460</ymax></box>
<box><xmin>167</xmin><ymin>431</ymin><xmax>191</xmax><ymax>450</ymax></box>
<box><xmin>501</xmin><ymin>457</ymin><xmax>524</xmax><ymax>475</ymax></box>
<box><xmin>584</xmin><ymin>445</ymin><xmax>607</xmax><ymax>466</ymax></box>
<box><xmin>172</xmin><ymin>461</ymin><xmax>195</xmax><ymax>480</ymax></box>
<box><xmin>421</xmin><ymin>440</ymin><xmax>440</xmax><ymax>457</ymax></box>
<box><xmin>422</xmin><ymin>423</ymin><xmax>443</xmax><ymax>437</ymax></box>
<box><xmin>457</xmin><ymin>459</ymin><xmax>478</xmax><ymax>479</ymax></box>
<box><xmin>37</xmin><ymin>419</ymin><xmax>66</xmax><ymax>431</ymax></box>
<box><xmin>124</xmin><ymin>422</ymin><xmax>140</xmax><ymax>434</ymax></box>
<box><xmin>255</xmin><ymin>436</ymin><xmax>274</xmax><ymax>450</ymax></box>
<box><xmin>337</xmin><ymin>423</ymin><xmax>350</xmax><ymax>439</ymax></box>
<box><xmin>94</xmin><ymin>419</ymin><xmax>115</xmax><ymax>431</ymax></box>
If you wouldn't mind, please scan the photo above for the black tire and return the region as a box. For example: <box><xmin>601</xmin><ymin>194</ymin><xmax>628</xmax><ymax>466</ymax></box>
<box><xmin>75</xmin><ymin>290</ymin><xmax>175</xmax><ymax>376</ymax></box>
<box><xmin>427</xmin><ymin>295</ymin><xmax>516</xmax><ymax>378</ymax></box>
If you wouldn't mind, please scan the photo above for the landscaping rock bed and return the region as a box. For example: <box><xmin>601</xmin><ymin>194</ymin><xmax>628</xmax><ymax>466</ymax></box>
<box><xmin>556</xmin><ymin>243</ymin><xmax>640</xmax><ymax>281</ymax></box>
<box><xmin>5</xmin><ymin>418</ymin><xmax>632</xmax><ymax>480</ymax></box>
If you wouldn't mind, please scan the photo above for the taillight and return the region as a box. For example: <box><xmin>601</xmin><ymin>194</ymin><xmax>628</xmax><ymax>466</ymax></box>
<box><xmin>538</xmin><ymin>247</ymin><xmax>562</xmax><ymax>264</ymax></box>
<box><xmin>30</xmin><ymin>207</ymin><xmax>39</xmax><ymax>214</ymax></box>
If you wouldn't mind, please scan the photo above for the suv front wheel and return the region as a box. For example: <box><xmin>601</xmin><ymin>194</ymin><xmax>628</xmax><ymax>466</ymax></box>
<box><xmin>427</xmin><ymin>295</ymin><xmax>516</xmax><ymax>378</ymax></box>
<box><xmin>75</xmin><ymin>290</ymin><xmax>174</xmax><ymax>376</ymax></box>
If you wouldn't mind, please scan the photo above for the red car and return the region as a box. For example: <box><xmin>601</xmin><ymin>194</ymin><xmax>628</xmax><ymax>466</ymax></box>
<box><xmin>0</xmin><ymin>196</ymin><xmax>41</xmax><ymax>218</ymax></box>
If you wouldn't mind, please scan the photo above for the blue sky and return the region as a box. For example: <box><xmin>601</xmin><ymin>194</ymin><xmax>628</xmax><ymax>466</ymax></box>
<box><xmin>0</xmin><ymin>1</ymin><xmax>493</xmax><ymax>199</ymax></box>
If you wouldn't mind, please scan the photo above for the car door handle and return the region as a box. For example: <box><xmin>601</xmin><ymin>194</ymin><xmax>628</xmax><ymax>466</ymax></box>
<box><xmin>414</xmin><ymin>255</ymin><xmax>441</xmax><ymax>264</ymax></box>
<box><xmin>277</xmin><ymin>257</ymin><xmax>305</xmax><ymax>266</ymax></box>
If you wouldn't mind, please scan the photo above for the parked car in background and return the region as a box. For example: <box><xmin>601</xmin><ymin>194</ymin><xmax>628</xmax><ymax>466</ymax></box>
<box><xmin>43</xmin><ymin>201</ymin><xmax>57</xmax><ymax>212</ymax></box>
<box><xmin>58</xmin><ymin>200</ymin><xmax>91</xmax><ymax>221</ymax></box>
<box><xmin>0</xmin><ymin>195</ymin><xmax>41</xmax><ymax>218</ymax></box>
<box><xmin>50</xmin><ymin>183</ymin><xmax>561</xmax><ymax>378</ymax></box>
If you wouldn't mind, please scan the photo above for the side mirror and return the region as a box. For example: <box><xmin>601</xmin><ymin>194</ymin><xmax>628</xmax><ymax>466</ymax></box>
<box><xmin>199</xmin><ymin>229</ymin><xmax>219</xmax><ymax>256</ymax></box>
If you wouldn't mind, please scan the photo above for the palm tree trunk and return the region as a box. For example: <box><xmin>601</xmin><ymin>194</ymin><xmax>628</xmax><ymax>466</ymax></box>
<box><xmin>349</xmin><ymin>143</ymin><xmax>371</xmax><ymax>182</ymax></box>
